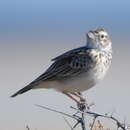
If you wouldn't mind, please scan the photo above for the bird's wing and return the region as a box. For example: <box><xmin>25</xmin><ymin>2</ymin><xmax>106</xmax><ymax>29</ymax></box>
<box><xmin>11</xmin><ymin>47</ymin><xmax>93</xmax><ymax>97</ymax></box>
<box><xmin>30</xmin><ymin>46</ymin><xmax>93</xmax><ymax>83</ymax></box>
<box><xmin>51</xmin><ymin>46</ymin><xmax>87</xmax><ymax>61</ymax></box>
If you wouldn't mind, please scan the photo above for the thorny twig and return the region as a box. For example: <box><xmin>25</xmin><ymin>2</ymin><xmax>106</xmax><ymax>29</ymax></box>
<box><xmin>35</xmin><ymin>98</ymin><xmax>129</xmax><ymax>130</ymax></box>
<box><xmin>71</xmin><ymin>106</ymin><xmax>128</xmax><ymax>130</ymax></box>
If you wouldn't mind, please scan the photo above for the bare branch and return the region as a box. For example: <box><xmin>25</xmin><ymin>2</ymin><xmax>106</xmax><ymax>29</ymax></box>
<box><xmin>62</xmin><ymin>116</ymin><xmax>74</xmax><ymax>130</ymax></box>
<box><xmin>35</xmin><ymin>104</ymin><xmax>80</xmax><ymax>121</ymax></box>
<box><xmin>35</xmin><ymin>94</ymin><xmax>129</xmax><ymax>130</ymax></box>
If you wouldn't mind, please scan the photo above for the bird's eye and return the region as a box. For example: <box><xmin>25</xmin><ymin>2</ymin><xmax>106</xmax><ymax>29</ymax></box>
<box><xmin>101</xmin><ymin>35</ymin><xmax>104</xmax><ymax>38</ymax></box>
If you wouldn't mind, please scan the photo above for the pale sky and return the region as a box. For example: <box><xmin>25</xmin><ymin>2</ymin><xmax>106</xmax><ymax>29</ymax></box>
<box><xmin>0</xmin><ymin>0</ymin><xmax>130</xmax><ymax>130</ymax></box>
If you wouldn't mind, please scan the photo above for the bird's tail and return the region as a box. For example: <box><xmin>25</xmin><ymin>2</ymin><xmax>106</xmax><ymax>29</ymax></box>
<box><xmin>11</xmin><ymin>84</ymin><xmax>33</xmax><ymax>98</ymax></box>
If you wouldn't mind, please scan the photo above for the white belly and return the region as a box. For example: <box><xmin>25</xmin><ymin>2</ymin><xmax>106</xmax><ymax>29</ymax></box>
<box><xmin>38</xmin><ymin>65</ymin><xmax>108</xmax><ymax>92</ymax></box>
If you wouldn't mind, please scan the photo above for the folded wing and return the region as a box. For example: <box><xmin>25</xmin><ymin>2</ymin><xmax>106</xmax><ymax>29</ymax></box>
<box><xmin>11</xmin><ymin>46</ymin><xmax>93</xmax><ymax>97</ymax></box>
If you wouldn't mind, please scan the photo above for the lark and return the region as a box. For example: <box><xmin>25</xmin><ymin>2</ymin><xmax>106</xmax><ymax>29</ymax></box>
<box><xmin>11</xmin><ymin>28</ymin><xmax>112</xmax><ymax>104</ymax></box>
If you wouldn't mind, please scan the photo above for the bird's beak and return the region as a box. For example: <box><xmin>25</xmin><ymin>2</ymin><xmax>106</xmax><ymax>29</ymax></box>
<box><xmin>87</xmin><ymin>31</ymin><xmax>95</xmax><ymax>40</ymax></box>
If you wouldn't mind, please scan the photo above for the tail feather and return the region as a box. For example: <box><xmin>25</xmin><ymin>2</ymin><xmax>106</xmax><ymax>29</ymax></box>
<box><xmin>11</xmin><ymin>85</ymin><xmax>33</xmax><ymax>98</ymax></box>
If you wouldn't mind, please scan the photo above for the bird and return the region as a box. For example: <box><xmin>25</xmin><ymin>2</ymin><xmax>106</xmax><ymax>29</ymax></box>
<box><xmin>11</xmin><ymin>28</ymin><xmax>112</xmax><ymax>105</ymax></box>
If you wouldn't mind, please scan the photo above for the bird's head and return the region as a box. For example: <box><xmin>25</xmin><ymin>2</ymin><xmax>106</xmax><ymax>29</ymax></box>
<box><xmin>86</xmin><ymin>28</ymin><xmax>112</xmax><ymax>51</ymax></box>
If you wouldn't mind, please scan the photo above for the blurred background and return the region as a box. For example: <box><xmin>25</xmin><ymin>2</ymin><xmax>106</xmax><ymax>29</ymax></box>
<box><xmin>0</xmin><ymin>0</ymin><xmax>130</xmax><ymax>130</ymax></box>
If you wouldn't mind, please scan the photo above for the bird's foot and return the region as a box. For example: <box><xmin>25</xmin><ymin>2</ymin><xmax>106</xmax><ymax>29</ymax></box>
<box><xmin>77</xmin><ymin>97</ymin><xmax>88</xmax><ymax>111</ymax></box>
<box><xmin>63</xmin><ymin>92</ymin><xmax>92</xmax><ymax>111</ymax></box>
<box><xmin>77</xmin><ymin>96</ymin><xmax>95</xmax><ymax>111</ymax></box>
